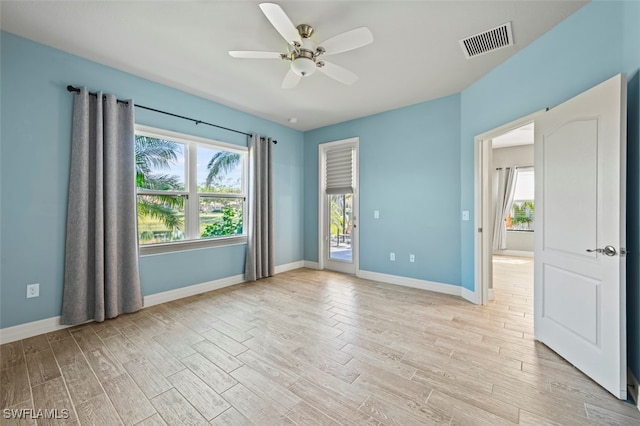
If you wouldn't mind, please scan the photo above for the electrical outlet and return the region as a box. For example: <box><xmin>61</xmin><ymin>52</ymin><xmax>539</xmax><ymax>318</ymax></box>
<box><xmin>390</xmin><ymin>252</ymin><xmax>395</xmax><ymax>261</ymax></box>
<box><xmin>26</xmin><ymin>283</ymin><xmax>39</xmax><ymax>298</ymax></box>
<box><xmin>410</xmin><ymin>254</ymin><xmax>415</xmax><ymax>263</ymax></box>
<box><xmin>462</xmin><ymin>210</ymin><xmax>470</xmax><ymax>221</ymax></box>
<box><xmin>374</xmin><ymin>210</ymin><xmax>379</xmax><ymax>219</ymax></box>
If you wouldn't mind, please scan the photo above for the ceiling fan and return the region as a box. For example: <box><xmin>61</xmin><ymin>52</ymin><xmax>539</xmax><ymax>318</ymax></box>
<box><xmin>229</xmin><ymin>2</ymin><xmax>374</xmax><ymax>89</ymax></box>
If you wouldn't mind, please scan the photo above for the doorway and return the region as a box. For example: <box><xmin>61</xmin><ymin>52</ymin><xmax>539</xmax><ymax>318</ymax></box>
<box><xmin>319</xmin><ymin>138</ymin><xmax>359</xmax><ymax>274</ymax></box>
<box><xmin>475</xmin><ymin>113</ymin><xmax>540</xmax><ymax>305</ymax></box>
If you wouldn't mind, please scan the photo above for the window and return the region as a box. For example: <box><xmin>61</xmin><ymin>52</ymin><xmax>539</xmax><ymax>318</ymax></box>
<box><xmin>507</xmin><ymin>168</ymin><xmax>535</xmax><ymax>231</ymax></box>
<box><xmin>135</xmin><ymin>125</ymin><xmax>247</xmax><ymax>253</ymax></box>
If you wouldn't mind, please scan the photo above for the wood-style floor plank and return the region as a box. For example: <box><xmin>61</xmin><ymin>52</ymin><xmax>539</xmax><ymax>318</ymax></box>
<box><xmin>1</xmin><ymin>364</ymin><xmax>31</xmax><ymax>408</ymax></box>
<box><xmin>191</xmin><ymin>340</ymin><xmax>244</xmax><ymax>374</ymax></box>
<box><xmin>286</xmin><ymin>401</ymin><xmax>342</xmax><ymax>426</ymax></box>
<box><xmin>230</xmin><ymin>365</ymin><xmax>301</xmax><ymax>414</ymax></box>
<box><xmin>25</xmin><ymin>348</ymin><xmax>61</xmax><ymax>387</ymax></box>
<box><xmin>287</xmin><ymin>378</ymin><xmax>379</xmax><ymax>426</ymax></box>
<box><xmin>168</xmin><ymin>369</ymin><xmax>231</xmax><ymax>421</ymax></box>
<box><xmin>208</xmin><ymin>408</ymin><xmax>252</xmax><ymax>426</ymax></box>
<box><xmin>0</xmin><ymin>341</ymin><xmax>25</xmax><ymax>370</ymax></box>
<box><xmin>220</xmin><ymin>383</ymin><xmax>294</xmax><ymax>425</ymax></box>
<box><xmin>584</xmin><ymin>402</ymin><xmax>640</xmax><ymax>426</ymax></box>
<box><xmin>122</xmin><ymin>358</ymin><xmax>173</xmax><ymax>399</ymax></box>
<box><xmin>150</xmin><ymin>388</ymin><xmax>209</xmax><ymax>426</ymax></box>
<box><xmin>58</xmin><ymin>357</ymin><xmax>104</xmax><ymax>405</ymax></box>
<box><xmin>102</xmin><ymin>374</ymin><xmax>156</xmax><ymax>425</ymax></box>
<box><xmin>75</xmin><ymin>393</ymin><xmax>123</xmax><ymax>426</ymax></box>
<box><xmin>134</xmin><ymin>413</ymin><xmax>168</xmax><ymax>426</ymax></box>
<box><xmin>181</xmin><ymin>353</ymin><xmax>237</xmax><ymax>394</ymax></box>
<box><xmin>30</xmin><ymin>377</ymin><xmax>77</xmax><ymax>426</ymax></box>
<box><xmin>1</xmin><ymin>257</ymin><xmax>638</xmax><ymax>425</ymax></box>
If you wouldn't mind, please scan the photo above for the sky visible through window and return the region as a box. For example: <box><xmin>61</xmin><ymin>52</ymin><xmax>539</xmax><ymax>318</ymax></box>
<box><xmin>160</xmin><ymin>143</ymin><xmax>242</xmax><ymax>189</ymax></box>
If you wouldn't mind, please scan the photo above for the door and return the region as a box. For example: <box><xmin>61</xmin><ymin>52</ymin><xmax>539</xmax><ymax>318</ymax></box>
<box><xmin>534</xmin><ymin>74</ymin><xmax>627</xmax><ymax>399</ymax></box>
<box><xmin>319</xmin><ymin>139</ymin><xmax>359</xmax><ymax>274</ymax></box>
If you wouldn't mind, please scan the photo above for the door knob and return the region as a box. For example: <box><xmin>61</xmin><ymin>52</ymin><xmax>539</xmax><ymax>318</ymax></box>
<box><xmin>586</xmin><ymin>245</ymin><xmax>617</xmax><ymax>256</ymax></box>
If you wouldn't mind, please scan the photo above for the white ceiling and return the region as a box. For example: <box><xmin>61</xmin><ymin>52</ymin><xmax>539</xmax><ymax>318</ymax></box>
<box><xmin>492</xmin><ymin>122</ymin><xmax>534</xmax><ymax>148</ymax></box>
<box><xmin>0</xmin><ymin>1</ymin><xmax>588</xmax><ymax>131</ymax></box>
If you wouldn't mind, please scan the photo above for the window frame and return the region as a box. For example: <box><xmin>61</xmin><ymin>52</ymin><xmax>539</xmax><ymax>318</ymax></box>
<box><xmin>135</xmin><ymin>124</ymin><xmax>248</xmax><ymax>255</ymax></box>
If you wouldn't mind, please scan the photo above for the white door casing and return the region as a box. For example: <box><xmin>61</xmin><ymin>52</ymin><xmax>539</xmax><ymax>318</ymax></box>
<box><xmin>534</xmin><ymin>74</ymin><xmax>627</xmax><ymax>399</ymax></box>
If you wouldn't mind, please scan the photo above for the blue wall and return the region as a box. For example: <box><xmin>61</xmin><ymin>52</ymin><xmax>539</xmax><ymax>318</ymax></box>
<box><xmin>459</xmin><ymin>0</ymin><xmax>640</xmax><ymax>378</ymax></box>
<box><xmin>304</xmin><ymin>95</ymin><xmax>461</xmax><ymax>285</ymax></box>
<box><xmin>0</xmin><ymin>32</ymin><xmax>304</xmax><ymax>328</ymax></box>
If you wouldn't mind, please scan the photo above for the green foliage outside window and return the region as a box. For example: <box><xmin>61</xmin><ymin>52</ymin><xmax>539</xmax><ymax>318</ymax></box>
<box><xmin>509</xmin><ymin>201</ymin><xmax>535</xmax><ymax>230</ymax></box>
<box><xmin>201</xmin><ymin>206</ymin><xmax>243</xmax><ymax>238</ymax></box>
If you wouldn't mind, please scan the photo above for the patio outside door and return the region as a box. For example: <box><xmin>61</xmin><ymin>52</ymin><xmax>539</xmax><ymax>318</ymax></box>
<box><xmin>319</xmin><ymin>139</ymin><xmax>358</xmax><ymax>274</ymax></box>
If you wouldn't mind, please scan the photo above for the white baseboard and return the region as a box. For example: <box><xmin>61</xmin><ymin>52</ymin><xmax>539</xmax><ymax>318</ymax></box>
<box><xmin>488</xmin><ymin>288</ymin><xmax>495</xmax><ymax>300</ymax></box>
<box><xmin>494</xmin><ymin>249</ymin><xmax>534</xmax><ymax>258</ymax></box>
<box><xmin>0</xmin><ymin>261</ymin><xmax>307</xmax><ymax>345</ymax></box>
<box><xmin>628</xmin><ymin>368</ymin><xmax>640</xmax><ymax>410</ymax></box>
<box><xmin>358</xmin><ymin>270</ymin><xmax>461</xmax><ymax>297</ymax></box>
<box><xmin>274</xmin><ymin>260</ymin><xmax>305</xmax><ymax>274</ymax></box>
<box><xmin>461</xmin><ymin>287</ymin><xmax>478</xmax><ymax>304</ymax></box>
<box><xmin>0</xmin><ymin>316</ymin><xmax>70</xmax><ymax>345</ymax></box>
<box><xmin>304</xmin><ymin>261</ymin><xmax>320</xmax><ymax>270</ymax></box>
<box><xmin>143</xmin><ymin>274</ymin><xmax>245</xmax><ymax>308</ymax></box>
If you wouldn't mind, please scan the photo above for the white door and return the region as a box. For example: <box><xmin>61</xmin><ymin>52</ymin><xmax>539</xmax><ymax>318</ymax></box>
<box><xmin>319</xmin><ymin>139</ymin><xmax>359</xmax><ymax>275</ymax></box>
<box><xmin>534</xmin><ymin>74</ymin><xmax>627</xmax><ymax>399</ymax></box>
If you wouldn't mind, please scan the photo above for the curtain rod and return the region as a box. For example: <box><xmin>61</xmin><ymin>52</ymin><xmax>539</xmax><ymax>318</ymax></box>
<box><xmin>495</xmin><ymin>165</ymin><xmax>534</xmax><ymax>170</ymax></box>
<box><xmin>66</xmin><ymin>85</ymin><xmax>277</xmax><ymax>144</ymax></box>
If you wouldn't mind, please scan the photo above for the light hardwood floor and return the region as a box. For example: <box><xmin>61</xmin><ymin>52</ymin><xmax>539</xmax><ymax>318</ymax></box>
<box><xmin>2</xmin><ymin>258</ymin><xmax>639</xmax><ymax>425</ymax></box>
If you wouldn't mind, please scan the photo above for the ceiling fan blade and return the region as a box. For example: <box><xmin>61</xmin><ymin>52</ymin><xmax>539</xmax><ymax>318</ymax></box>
<box><xmin>318</xmin><ymin>27</ymin><xmax>374</xmax><ymax>56</ymax></box>
<box><xmin>281</xmin><ymin>68</ymin><xmax>301</xmax><ymax>89</ymax></box>
<box><xmin>229</xmin><ymin>51</ymin><xmax>283</xmax><ymax>59</ymax></box>
<box><xmin>259</xmin><ymin>3</ymin><xmax>302</xmax><ymax>46</ymax></box>
<box><xmin>317</xmin><ymin>61</ymin><xmax>358</xmax><ymax>85</ymax></box>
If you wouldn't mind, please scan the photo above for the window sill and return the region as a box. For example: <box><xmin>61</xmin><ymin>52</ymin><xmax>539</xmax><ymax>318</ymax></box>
<box><xmin>506</xmin><ymin>229</ymin><xmax>534</xmax><ymax>233</ymax></box>
<box><xmin>139</xmin><ymin>235</ymin><xmax>247</xmax><ymax>256</ymax></box>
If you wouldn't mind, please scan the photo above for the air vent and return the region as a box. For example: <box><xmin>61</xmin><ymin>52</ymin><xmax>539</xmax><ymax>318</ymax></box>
<box><xmin>459</xmin><ymin>22</ymin><xmax>513</xmax><ymax>59</ymax></box>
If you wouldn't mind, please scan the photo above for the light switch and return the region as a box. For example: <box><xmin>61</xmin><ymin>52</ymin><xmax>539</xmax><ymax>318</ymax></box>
<box><xmin>462</xmin><ymin>210</ymin><xmax>469</xmax><ymax>221</ymax></box>
<box><xmin>374</xmin><ymin>210</ymin><xmax>379</xmax><ymax>219</ymax></box>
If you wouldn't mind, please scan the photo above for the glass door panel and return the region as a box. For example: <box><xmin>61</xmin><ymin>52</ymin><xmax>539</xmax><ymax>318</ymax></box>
<box><xmin>328</xmin><ymin>193</ymin><xmax>352</xmax><ymax>262</ymax></box>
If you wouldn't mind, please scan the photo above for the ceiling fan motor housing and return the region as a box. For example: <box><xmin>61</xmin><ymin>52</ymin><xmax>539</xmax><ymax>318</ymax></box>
<box><xmin>296</xmin><ymin>24</ymin><xmax>314</xmax><ymax>39</ymax></box>
<box><xmin>291</xmin><ymin>32</ymin><xmax>318</xmax><ymax>77</ymax></box>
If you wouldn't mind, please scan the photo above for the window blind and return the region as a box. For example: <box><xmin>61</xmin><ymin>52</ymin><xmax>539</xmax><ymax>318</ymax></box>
<box><xmin>514</xmin><ymin>169</ymin><xmax>534</xmax><ymax>200</ymax></box>
<box><xmin>325</xmin><ymin>147</ymin><xmax>354</xmax><ymax>194</ymax></box>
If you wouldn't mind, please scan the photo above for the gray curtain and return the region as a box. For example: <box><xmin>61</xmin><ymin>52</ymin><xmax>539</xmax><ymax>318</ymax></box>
<box><xmin>61</xmin><ymin>88</ymin><xmax>143</xmax><ymax>325</ymax></box>
<box><xmin>244</xmin><ymin>134</ymin><xmax>275</xmax><ymax>281</ymax></box>
<box><xmin>493</xmin><ymin>167</ymin><xmax>517</xmax><ymax>250</ymax></box>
